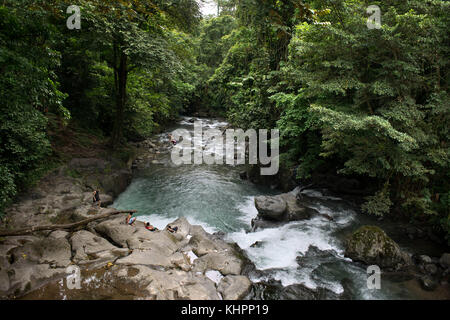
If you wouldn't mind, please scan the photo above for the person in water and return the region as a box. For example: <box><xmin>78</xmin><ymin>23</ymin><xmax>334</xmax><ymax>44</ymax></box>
<box><xmin>126</xmin><ymin>213</ymin><xmax>136</xmax><ymax>226</ymax></box>
<box><xmin>168</xmin><ymin>134</ymin><xmax>177</xmax><ymax>145</ymax></box>
<box><xmin>92</xmin><ymin>190</ymin><xmax>101</xmax><ymax>207</ymax></box>
<box><xmin>166</xmin><ymin>225</ymin><xmax>178</xmax><ymax>233</ymax></box>
<box><xmin>145</xmin><ymin>222</ymin><xmax>157</xmax><ymax>231</ymax></box>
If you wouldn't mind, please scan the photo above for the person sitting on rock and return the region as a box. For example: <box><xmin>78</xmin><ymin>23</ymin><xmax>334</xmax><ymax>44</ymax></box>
<box><xmin>92</xmin><ymin>190</ymin><xmax>101</xmax><ymax>207</ymax></box>
<box><xmin>126</xmin><ymin>213</ymin><xmax>136</xmax><ymax>226</ymax></box>
<box><xmin>166</xmin><ymin>225</ymin><xmax>178</xmax><ymax>233</ymax></box>
<box><xmin>168</xmin><ymin>134</ymin><xmax>177</xmax><ymax>145</ymax></box>
<box><xmin>145</xmin><ymin>222</ymin><xmax>157</xmax><ymax>231</ymax></box>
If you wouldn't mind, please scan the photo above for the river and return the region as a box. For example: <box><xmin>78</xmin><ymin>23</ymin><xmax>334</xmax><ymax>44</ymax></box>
<box><xmin>111</xmin><ymin>117</ymin><xmax>448</xmax><ymax>300</ymax></box>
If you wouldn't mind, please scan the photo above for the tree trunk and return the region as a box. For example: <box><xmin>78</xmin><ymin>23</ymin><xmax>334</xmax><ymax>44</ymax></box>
<box><xmin>111</xmin><ymin>51</ymin><xmax>128</xmax><ymax>148</ymax></box>
<box><xmin>0</xmin><ymin>210</ymin><xmax>137</xmax><ymax>237</ymax></box>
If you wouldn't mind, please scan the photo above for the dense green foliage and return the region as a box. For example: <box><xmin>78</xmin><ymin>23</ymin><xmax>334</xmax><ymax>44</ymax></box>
<box><xmin>0</xmin><ymin>0</ymin><xmax>201</xmax><ymax>215</ymax></box>
<box><xmin>0</xmin><ymin>3</ymin><xmax>66</xmax><ymax>213</ymax></box>
<box><xmin>200</xmin><ymin>0</ymin><xmax>450</xmax><ymax>242</ymax></box>
<box><xmin>0</xmin><ymin>0</ymin><xmax>449</xmax><ymax>243</ymax></box>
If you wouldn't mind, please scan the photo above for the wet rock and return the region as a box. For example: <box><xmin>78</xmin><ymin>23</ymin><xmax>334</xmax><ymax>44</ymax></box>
<box><xmin>193</xmin><ymin>251</ymin><xmax>243</xmax><ymax>276</ymax></box>
<box><xmin>239</xmin><ymin>171</ymin><xmax>248</xmax><ymax>180</ymax></box>
<box><xmin>318</xmin><ymin>213</ymin><xmax>334</xmax><ymax>221</ymax></box>
<box><xmin>251</xmin><ymin>279</ymin><xmax>341</xmax><ymax>300</ymax></box>
<box><xmin>281</xmin><ymin>283</ymin><xmax>341</xmax><ymax>300</ymax></box>
<box><xmin>344</xmin><ymin>225</ymin><xmax>412</xmax><ymax>269</ymax></box>
<box><xmin>254</xmin><ymin>196</ymin><xmax>287</xmax><ymax>221</ymax></box>
<box><xmin>283</xmin><ymin>193</ymin><xmax>317</xmax><ymax>220</ymax></box>
<box><xmin>296</xmin><ymin>245</ymin><xmax>339</xmax><ymax>267</ymax></box>
<box><xmin>254</xmin><ymin>193</ymin><xmax>318</xmax><ymax>223</ymax></box>
<box><xmin>251</xmin><ymin>217</ymin><xmax>281</xmax><ymax>230</ymax></box>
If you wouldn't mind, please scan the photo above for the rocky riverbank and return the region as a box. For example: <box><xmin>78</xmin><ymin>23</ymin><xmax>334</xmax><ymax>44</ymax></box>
<box><xmin>250</xmin><ymin>189</ymin><xmax>450</xmax><ymax>298</ymax></box>
<box><xmin>0</xmin><ymin>138</ymin><xmax>252</xmax><ymax>300</ymax></box>
<box><xmin>1</xmin><ymin>119</ymin><xmax>449</xmax><ymax>300</ymax></box>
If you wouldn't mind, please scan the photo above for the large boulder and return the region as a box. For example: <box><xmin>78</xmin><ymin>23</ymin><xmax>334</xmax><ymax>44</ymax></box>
<box><xmin>254</xmin><ymin>193</ymin><xmax>318</xmax><ymax>224</ymax></box>
<box><xmin>344</xmin><ymin>225</ymin><xmax>412</xmax><ymax>269</ymax></box>
<box><xmin>281</xmin><ymin>193</ymin><xmax>317</xmax><ymax>220</ymax></box>
<box><xmin>254</xmin><ymin>196</ymin><xmax>287</xmax><ymax>221</ymax></box>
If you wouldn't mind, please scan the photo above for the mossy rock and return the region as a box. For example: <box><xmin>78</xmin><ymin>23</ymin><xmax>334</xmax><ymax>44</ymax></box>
<box><xmin>344</xmin><ymin>225</ymin><xmax>411</xmax><ymax>269</ymax></box>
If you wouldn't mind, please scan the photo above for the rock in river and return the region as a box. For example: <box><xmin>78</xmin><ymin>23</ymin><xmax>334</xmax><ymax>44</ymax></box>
<box><xmin>254</xmin><ymin>192</ymin><xmax>318</xmax><ymax>224</ymax></box>
<box><xmin>344</xmin><ymin>225</ymin><xmax>412</xmax><ymax>269</ymax></box>
<box><xmin>254</xmin><ymin>195</ymin><xmax>287</xmax><ymax>221</ymax></box>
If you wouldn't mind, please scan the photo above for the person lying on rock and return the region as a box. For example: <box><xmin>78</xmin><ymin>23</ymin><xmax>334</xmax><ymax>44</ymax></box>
<box><xmin>145</xmin><ymin>222</ymin><xmax>157</xmax><ymax>231</ymax></box>
<box><xmin>126</xmin><ymin>213</ymin><xmax>136</xmax><ymax>226</ymax></box>
<box><xmin>92</xmin><ymin>190</ymin><xmax>101</xmax><ymax>207</ymax></box>
<box><xmin>168</xmin><ymin>134</ymin><xmax>177</xmax><ymax>145</ymax></box>
<box><xmin>166</xmin><ymin>225</ymin><xmax>178</xmax><ymax>233</ymax></box>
